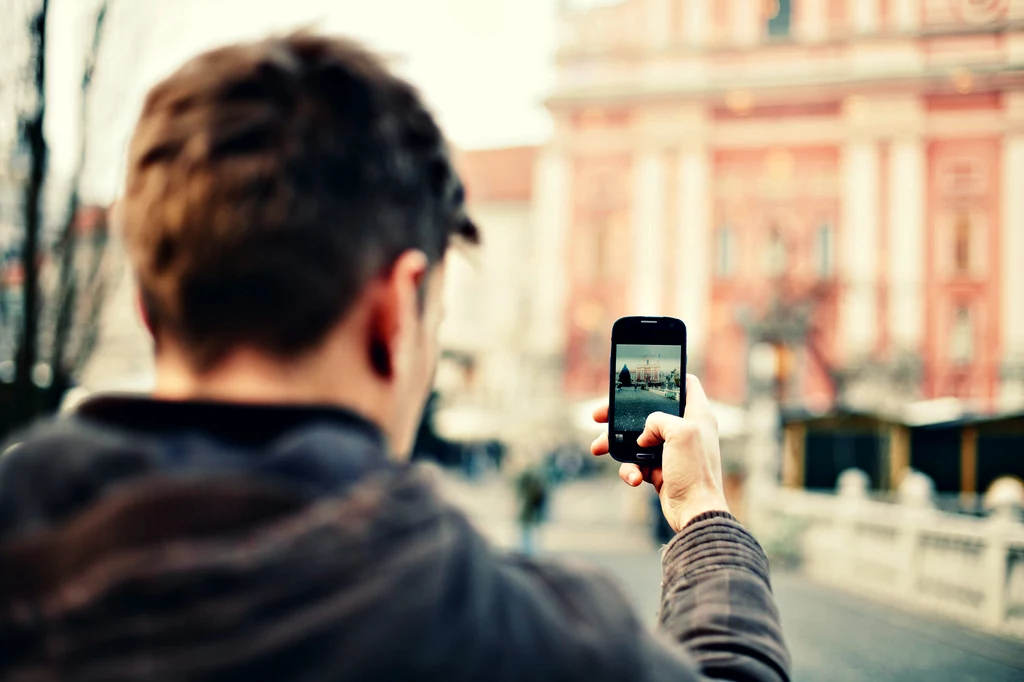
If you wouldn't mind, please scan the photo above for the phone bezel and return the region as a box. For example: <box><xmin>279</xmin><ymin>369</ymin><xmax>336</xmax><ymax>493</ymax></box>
<box><xmin>608</xmin><ymin>316</ymin><xmax>687</xmax><ymax>465</ymax></box>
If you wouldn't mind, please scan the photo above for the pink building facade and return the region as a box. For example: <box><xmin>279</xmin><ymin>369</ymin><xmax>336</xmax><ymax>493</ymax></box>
<box><xmin>544</xmin><ymin>0</ymin><xmax>1024</xmax><ymax>413</ymax></box>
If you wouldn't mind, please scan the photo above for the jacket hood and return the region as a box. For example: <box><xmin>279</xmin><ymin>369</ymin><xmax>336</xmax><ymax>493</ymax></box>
<box><xmin>0</xmin><ymin>395</ymin><xmax>388</xmax><ymax>540</ymax></box>
<box><xmin>0</xmin><ymin>397</ymin><xmax>478</xmax><ymax>681</ymax></box>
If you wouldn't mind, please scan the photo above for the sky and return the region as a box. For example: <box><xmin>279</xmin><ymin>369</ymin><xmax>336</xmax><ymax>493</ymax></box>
<box><xmin>615</xmin><ymin>344</ymin><xmax>683</xmax><ymax>376</ymax></box>
<box><xmin>45</xmin><ymin>0</ymin><xmax>559</xmax><ymax>202</ymax></box>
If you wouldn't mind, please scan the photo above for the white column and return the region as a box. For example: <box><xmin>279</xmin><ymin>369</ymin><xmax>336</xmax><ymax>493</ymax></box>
<box><xmin>851</xmin><ymin>0</ymin><xmax>880</xmax><ymax>34</ymax></box>
<box><xmin>1002</xmin><ymin>134</ymin><xmax>1024</xmax><ymax>405</ymax></box>
<box><xmin>796</xmin><ymin>0</ymin><xmax>828</xmax><ymax>42</ymax></box>
<box><xmin>646</xmin><ymin>0</ymin><xmax>672</xmax><ymax>49</ymax></box>
<box><xmin>632</xmin><ymin>149</ymin><xmax>666</xmax><ymax>315</ymax></box>
<box><xmin>840</xmin><ymin>139</ymin><xmax>880</xmax><ymax>359</ymax></box>
<box><xmin>887</xmin><ymin>137</ymin><xmax>926</xmax><ymax>352</ymax></box>
<box><xmin>731</xmin><ymin>0</ymin><xmax>761</xmax><ymax>46</ymax></box>
<box><xmin>893</xmin><ymin>0</ymin><xmax>921</xmax><ymax>32</ymax></box>
<box><xmin>529</xmin><ymin>146</ymin><xmax>571</xmax><ymax>356</ymax></box>
<box><xmin>686</xmin><ymin>0</ymin><xmax>711</xmax><ymax>46</ymax></box>
<box><xmin>676</xmin><ymin>147</ymin><xmax>711</xmax><ymax>358</ymax></box>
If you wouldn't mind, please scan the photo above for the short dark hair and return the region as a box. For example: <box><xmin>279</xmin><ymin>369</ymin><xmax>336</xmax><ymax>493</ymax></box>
<box><xmin>122</xmin><ymin>33</ymin><xmax>478</xmax><ymax>370</ymax></box>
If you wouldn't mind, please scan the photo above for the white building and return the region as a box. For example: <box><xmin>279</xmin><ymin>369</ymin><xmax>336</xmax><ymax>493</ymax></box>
<box><xmin>435</xmin><ymin>146</ymin><xmax>570</xmax><ymax>450</ymax></box>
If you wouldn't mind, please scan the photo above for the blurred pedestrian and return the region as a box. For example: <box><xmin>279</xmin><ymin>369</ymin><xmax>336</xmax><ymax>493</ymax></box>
<box><xmin>0</xmin><ymin>34</ymin><xmax>789</xmax><ymax>681</ymax></box>
<box><xmin>515</xmin><ymin>466</ymin><xmax>549</xmax><ymax>554</ymax></box>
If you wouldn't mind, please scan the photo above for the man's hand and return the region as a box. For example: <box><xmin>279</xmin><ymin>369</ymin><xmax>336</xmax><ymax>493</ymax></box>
<box><xmin>591</xmin><ymin>374</ymin><xmax>729</xmax><ymax>533</ymax></box>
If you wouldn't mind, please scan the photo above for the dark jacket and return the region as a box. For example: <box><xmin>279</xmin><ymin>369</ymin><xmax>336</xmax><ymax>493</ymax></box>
<box><xmin>0</xmin><ymin>397</ymin><xmax>789</xmax><ymax>681</ymax></box>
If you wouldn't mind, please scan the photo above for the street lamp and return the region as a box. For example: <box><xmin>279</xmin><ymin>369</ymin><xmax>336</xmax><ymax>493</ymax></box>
<box><xmin>749</xmin><ymin>342</ymin><xmax>778</xmax><ymax>391</ymax></box>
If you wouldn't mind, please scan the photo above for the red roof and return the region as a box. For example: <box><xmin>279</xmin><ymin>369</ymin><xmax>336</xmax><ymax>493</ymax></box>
<box><xmin>455</xmin><ymin>146</ymin><xmax>537</xmax><ymax>204</ymax></box>
<box><xmin>2</xmin><ymin>263</ymin><xmax>23</xmax><ymax>286</ymax></box>
<box><xmin>73</xmin><ymin>205</ymin><xmax>108</xmax><ymax>235</ymax></box>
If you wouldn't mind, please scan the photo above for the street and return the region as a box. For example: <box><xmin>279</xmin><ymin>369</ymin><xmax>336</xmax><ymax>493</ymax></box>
<box><xmin>437</xmin><ymin>472</ymin><xmax>1024</xmax><ymax>681</ymax></box>
<box><xmin>558</xmin><ymin>551</ymin><xmax>1024</xmax><ymax>682</ymax></box>
<box><xmin>613</xmin><ymin>388</ymin><xmax>680</xmax><ymax>431</ymax></box>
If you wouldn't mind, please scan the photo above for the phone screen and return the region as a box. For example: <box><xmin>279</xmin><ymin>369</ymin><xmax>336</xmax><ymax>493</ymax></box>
<box><xmin>608</xmin><ymin>317</ymin><xmax>686</xmax><ymax>463</ymax></box>
<box><xmin>612</xmin><ymin>344</ymin><xmax>684</xmax><ymax>432</ymax></box>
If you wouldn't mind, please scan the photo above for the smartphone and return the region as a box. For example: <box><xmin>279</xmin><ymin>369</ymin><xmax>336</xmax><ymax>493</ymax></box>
<box><xmin>608</xmin><ymin>316</ymin><xmax>687</xmax><ymax>464</ymax></box>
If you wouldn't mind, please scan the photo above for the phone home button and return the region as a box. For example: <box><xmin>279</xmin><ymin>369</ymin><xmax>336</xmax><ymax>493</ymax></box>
<box><xmin>635</xmin><ymin>453</ymin><xmax>656</xmax><ymax>460</ymax></box>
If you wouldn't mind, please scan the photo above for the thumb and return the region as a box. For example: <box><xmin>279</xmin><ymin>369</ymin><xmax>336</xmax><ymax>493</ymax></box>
<box><xmin>681</xmin><ymin>374</ymin><xmax>713</xmax><ymax>421</ymax></box>
<box><xmin>636</xmin><ymin>412</ymin><xmax>675</xmax><ymax>449</ymax></box>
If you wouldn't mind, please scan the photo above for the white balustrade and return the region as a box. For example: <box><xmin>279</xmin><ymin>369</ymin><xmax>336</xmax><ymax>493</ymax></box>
<box><xmin>754</xmin><ymin>474</ymin><xmax>1024</xmax><ymax>639</ymax></box>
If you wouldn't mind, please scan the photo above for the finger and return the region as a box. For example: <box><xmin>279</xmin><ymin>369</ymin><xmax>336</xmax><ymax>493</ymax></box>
<box><xmin>590</xmin><ymin>432</ymin><xmax>609</xmax><ymax>456</ymax></box>
<box><xmin>592</xmin><ymin>403</ymin><xmax>609</xmax><ymax>424</ymax></box>
<box><xmin>637</xmin><ymin>466</ymin><xmax>663</xmax><ymax>488</ymax></box>
<box><xmin>649</xmin><ymin>467</ymin><xmax>664</xmax><ymax>491</ymax></box>
<box><xmin>618</xmin><ymin>463</ymin><xmax>643</xmax><ymax>487</ymax></box>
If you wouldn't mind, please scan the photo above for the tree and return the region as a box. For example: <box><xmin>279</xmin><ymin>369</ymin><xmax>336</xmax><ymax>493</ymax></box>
<box><xmin>1</xmin><ymin>0</ymin><xmax>114</xmax><ymax>438</ymax></box>
<box><xmin>619</xmin><ymin>364</ymin><xmax>631</xmax><ymax>387</ymax></box>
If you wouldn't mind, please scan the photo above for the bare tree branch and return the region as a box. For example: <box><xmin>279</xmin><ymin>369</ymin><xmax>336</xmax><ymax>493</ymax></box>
<box><xmin>49</xmin><ymin>0</ymin><xmax>110</xmax><ymax>383</ymax></box>
<box><xmin>3</xmin><ymin>0</ymin><xmax>126</xmax><ymax>431</ymax></box>
<box><xmin>12</xmin><ymin>0</ymin><xmax>49</xmax><ymax>422</ymax></box>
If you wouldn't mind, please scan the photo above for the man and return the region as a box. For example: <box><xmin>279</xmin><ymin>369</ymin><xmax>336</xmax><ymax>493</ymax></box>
<box><xmin>0</xmin><ymin>34</ymin><xmax>789</xmax><ymax>681</ymax></box>
<box><xmin>515</xmin><ymin>465</ymin><xmax>548</xmax><ymax>554</ymax></box>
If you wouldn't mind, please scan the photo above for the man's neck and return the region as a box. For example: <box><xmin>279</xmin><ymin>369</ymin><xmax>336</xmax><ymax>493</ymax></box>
<box><xmin>152</xmin><ymin>345</ymin><xmax>387</xmax><ymax>427</ymax></box>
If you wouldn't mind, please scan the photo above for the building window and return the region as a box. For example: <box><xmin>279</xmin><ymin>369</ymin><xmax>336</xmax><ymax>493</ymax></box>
<box><xmin>953</xmin><ymin>214</ymin><xmax>971</xmax><ymax>274</ymax></box>
<box><xmin>766</xmin><ymin>0</ymin><xmax>792</xmax><ymax>38</ymax></box>
<box><xmin>949</xmin><ymin>306</ymin><xmax>973</xmax><ymax>366</ymax></box>
<box><xmin>765</xmin><ymin>227</ymin><xmax>787</xmax><ymax>278</ymax></box>
<box><xmin>815</xmin><ymin>222</ymin><xmax>834</xmax><ymax>278</ymax></box>
<box><xmin>715</xmin><ymin>225</ymin><xmax>735</xmax><ymax>278</ymax></box>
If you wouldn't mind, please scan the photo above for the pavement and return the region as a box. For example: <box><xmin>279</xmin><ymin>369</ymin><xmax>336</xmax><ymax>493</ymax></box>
<box><xmin>433</xmin><ymin>467</ymin><xmax>658</xmax><ymax>552</ymax></box>
<box><xmin>436</xmin><ymin>470</ymin><xmax>1024</xmax><ymax>681</ymax></box>
<box><xmin>613</xmin><ymin>388</ymin><xmax>680</xmax><ymax>431</ymax></box>
<box><xmin>565</xmin><ymin>551</ymin><xmax>1024</xmax><ymax>682</ymax></box>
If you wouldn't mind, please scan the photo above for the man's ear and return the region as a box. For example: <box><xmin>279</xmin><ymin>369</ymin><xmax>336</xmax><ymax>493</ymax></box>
<box><xmin>367</xmin><ymin>250</ymin><xmax>429</xmax><ymax>379</ymax></box>
<box><xmin>135</xmin><ymin>289</ymin><xmax>155</xmax><ymax>339</ymax></box>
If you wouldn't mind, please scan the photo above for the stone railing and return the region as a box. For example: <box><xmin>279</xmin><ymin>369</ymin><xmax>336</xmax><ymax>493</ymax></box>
<box><xmin>753</xmin><ymin>471</ymin><xmax>1024</xmax><ymax>639</ymax></box>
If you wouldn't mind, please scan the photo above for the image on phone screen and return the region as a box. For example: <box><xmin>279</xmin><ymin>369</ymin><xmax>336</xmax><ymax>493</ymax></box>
<box><xmin>612</xmin><ymin>344</ymin><xmax>684</xmax><ymax>432</ymax></box>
